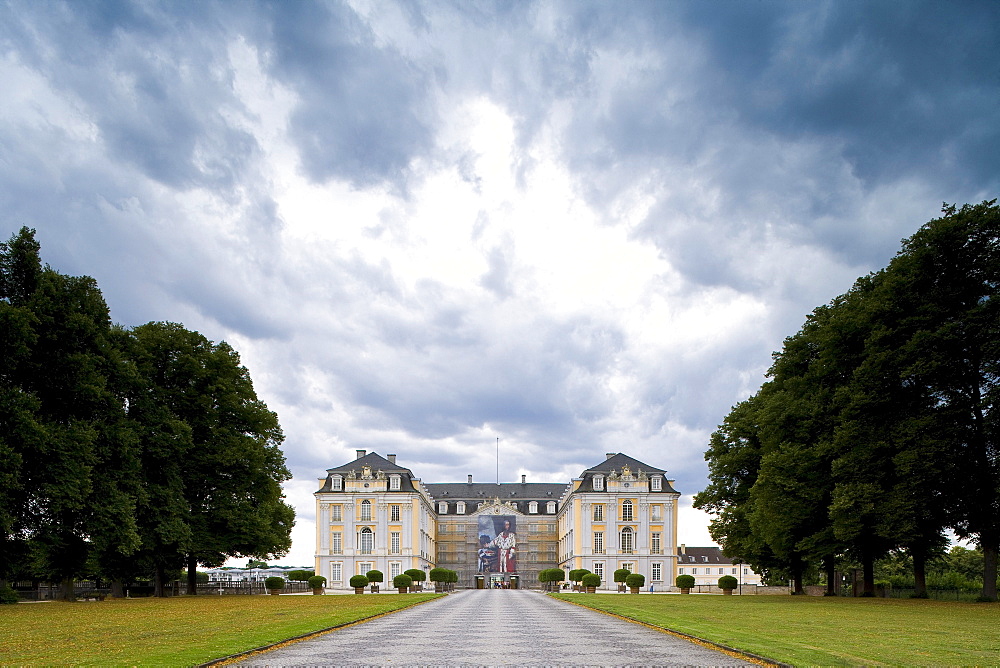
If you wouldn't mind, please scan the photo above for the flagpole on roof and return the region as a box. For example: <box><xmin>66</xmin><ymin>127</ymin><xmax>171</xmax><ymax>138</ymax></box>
<box><xmin>496</xmin><ymin>437</ymin><xmax>500</xmax><ymax>485</ymax></box>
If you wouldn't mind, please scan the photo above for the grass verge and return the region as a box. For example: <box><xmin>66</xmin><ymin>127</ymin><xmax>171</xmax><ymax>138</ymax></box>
<box><xmin>551</xmin><ymin>593</ymin><xmax>1000</xmax><ymax>666</ymax></box>
<box><xmin>0</xmin><ymin>593</ymin><xmax>442</xmax><ymax>666</ymax></box>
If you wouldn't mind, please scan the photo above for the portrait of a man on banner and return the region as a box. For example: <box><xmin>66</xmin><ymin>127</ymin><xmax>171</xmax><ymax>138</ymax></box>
<box><xmin>477</xmin><ymin>515</ymin><xmax>517</xmax><ymax>573</ymax></box>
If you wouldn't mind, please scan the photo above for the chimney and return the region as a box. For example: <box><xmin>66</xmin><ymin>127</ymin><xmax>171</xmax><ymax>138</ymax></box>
<box><xmin>356</xmin><ymin>449</ymin><xmax>366</xmax><ymax>459</ymax></box>
<box><xmin>606</xmin><ymin>452</ymin><xmax>615</xmax><ymax>460</ymax></box>
<box><xmin>521</xmin><ymin>474</ymin><xmax>526</xmax><ymax>484</ymax></box>
<box><xmin>680</xmin><ymin>543</ymin><xmax>686</xmax><ymax>555</ymax></box>
<box><xmin>467</xmin><ymin>474</ymin><xmax>473</xmax><ymax>484</ymax></box>
<box><xmin>387</xmin><ymin>454</ymin><xmax>396</xmax><ymax>464</ymax></box>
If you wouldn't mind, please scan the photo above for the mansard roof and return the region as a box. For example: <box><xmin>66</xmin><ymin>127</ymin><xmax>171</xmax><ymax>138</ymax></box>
<box><xmin>576</xmin><ymin>452</ymin><xmax>679</xmax><ymax>494</ymax></box>
<box><xmin>676</xmin><ymin>546</ymin><xmax>736</xmax><ymax>565</ymax></box>
<box><xmin>424</xmin><ymin>481</ymin><xmax>568</xmax><ymax>515</ymax></box>
<box><xmin>316</xmin><ymin>451</ymin><xmax>420</xmax><ymax>493</ymax></box>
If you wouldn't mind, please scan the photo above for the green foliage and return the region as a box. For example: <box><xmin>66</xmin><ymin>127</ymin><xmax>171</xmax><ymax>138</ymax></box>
<box><xmin>625</xmin><ymin>573</ymin><xmax>645</xmax><ymax>588</ymax></box>
<box><xmin>288</xmin><ymin>570</ymin><xmax>314</xmax><ymax>581</ymax></box>
<box><xmin>538</xmin><ymin>568</ymin><xmax>563</xmax><ymax>583</ymax></box>
<box><xmin>569</xmin><ymin>568</ymin><xmax>590</xmax><ymax>582</ymax></box>
<box><xmin>365</xmin><ymin>569</ymin><xmax>383</xmax><ymax>583</ymax></box>
<box><xmin>675</xmin><ymin>574</ymin><xmax>695</xmax><ymax>589</ymax></box>
<box><xmin>428</xmin><ymin>567</ymin><xmax>448</xmax><ymax>582</ymax></box>
<box><xmin>264</xmin><ymin>576</ymin><xmax>285</xmax><ymax>590</ymax></box>
<box><xmin>393</xmin><ymin>573</ymin><xmax>412</xmax><ymax>588</ymax></box>
<box><xmin>581</xmin><ymin>573</ymin><xmax>600</xmax><ymax>587</ymax></box>
<box><xmin>446</xmin><ymin>569</ymin><xmax>458</xmax><ymax>583</ymax></box>
<box><xmin>718</xmin><ymin>575</ymin><xmax>738</xmax><ymax>590</ymax></box>
<box><xmin>613</xmin><ymin>568</ymin><xmax>631</xmax><ymax>583</ymax></box>
<box><xmin>348</xmin><ymin>574</ymin><xmax>368</xmax><ymax>589</ymax></box>
<box><xmin>404</xmin><ymin>568</ymin><xmax>425</xmax><ymax>582</ymax></box>
<box><xmin>307</xmin><ymin>575</ymin><xmax>326</xmax><ymax>589</ymax></box>
<box><xmin>0</xmin><ymin>585</ymin><xmax>19</xmax><ymax>604</ymax></box>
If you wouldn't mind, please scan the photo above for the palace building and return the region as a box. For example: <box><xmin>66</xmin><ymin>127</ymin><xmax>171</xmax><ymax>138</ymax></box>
<box><xmin>314</xmin><ymin>450</ymin><xmax>688</xmax><ymax>590</ymax></box>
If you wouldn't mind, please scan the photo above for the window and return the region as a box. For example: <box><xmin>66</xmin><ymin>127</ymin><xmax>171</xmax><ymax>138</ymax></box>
<box><xmin>358</xmin><ymin>562</ymin><xmax>372</xmax><ymax>575</ymax></box>
<box><xmin>331</xmin><ymin>532</ymin><xmax>342</xmax><ymax>554</ymax></box>
<box><xmin>651</xmin><ymin>532</ymin><xmax>661</xmax><ymax>554</ymax></box>
<box><xmin>651</xmin><ymin>475</ymin><xmax>662</xmax><ymax>491</ymax></box>
<box><xmin>652</xmin><ymin>563</ymin><xmax>662</xmax><ymax>582</ymax></box>
<box><xmin>621</xmin><ymin>562</ymin><xmax>634</xmax><ymax>573</ymax></box>
<box><xmin>331</xmin><ymin>475</ymin><xmax>342</xmax><ymax>491</ymax></box>
<box><xmin>457</xmin><ymin>501</ymin><xmax>466</xmax><ymax>514</ymax></box>
<box><xmin>477</xmin><ymin>502</ymin><xmax>484</xmax><ymax>509</ymax></box>
<box><xmin>679</xmin><ymin>568</ymin><xmax>685</xmax><ymax>574</ymax></box>
<box><xmin>438</xmin><ymin>501</ymin><xmax>447</xmax><ymax>514</ymax></box>
<box><xmin>620</xmin><ymin>527</ymin><xmax>634</xmax><ymax>554</ymax></box>
<box><xmin>691</xmin><ymin>568</ymin><xmax>697</xmax><ymax>575</ymax></box>
<box><xmin>390</xmin><ymin>474</ymin><xmax>400</xmax><ymax>490</ymax></box>
<box><xmin>331</xmin><ymin>563</ymin><xmax>342</xmax><ymax>583</ymax></box>
<box><xmin>547</xmin><ymin>501</ymin><xmax>556</xmax><ymax>513</ymax></box>
<box><xmin>651</xmin><ymin>505</ymin><xmax>661</xmax><ymax>521</ymax></box>
<box><xmin>719</xmin><ymin>568</ymin><xmax>725</xmax><ymax>574</ymax></box>
<box><xmin>331</xmin><ymin>505</ymin><xmax>342</xmax><ymax>521</ymax></box>
<box><xmin>390</xmin><ymin>505</ymin><xmax>400</xmax><ymax>522</ymax></box>
<box><xmin>621</xmin><ymin>499</ymin><xmax>633</xmax><ymax>522</ymax></box>
<box><xmin>732</xmin><ymin>568</ymin><xmax>737</xmax><ymax>575</ymax></box>
<box><xmin>593</xmin><ymin>562</ymin><xmax>604</xmax><ymax>580</ymax></box>
<box><xmin>593</xmin><ymin>475</ymin><xmax>604</xmax><ymax>491</ymax></box>
<box><xmin>529</xmin><ymin>501</ymin><xmax>538</xmax><ymax>514</ymax></box>
<box><xmin>593</xmin><ymin>504</ymin><xmax>604</xmax><ymax>521</ymax></box>
<box><xmin>390</xmin><ymin>562</ymin><xmax>401</xmax><ymax>578</ymax></box>
<box><xmin>593</xmin><ymin>532</ymin><xmax>604</xmax><ymax>554</ymax></box>
<box><xmin>359</xmin><ymin>527</ymin><xmax>373</xmax><ymax>554</ymax></box>
<box><xmin>391</xmin><ymin>531</ymin><xmax>400</xmax><ymax>554</ymax></box>
<box><xmin>361</xmin><ymin>499</ymin><xmax>372</xmax><ymax>521</ymax></box>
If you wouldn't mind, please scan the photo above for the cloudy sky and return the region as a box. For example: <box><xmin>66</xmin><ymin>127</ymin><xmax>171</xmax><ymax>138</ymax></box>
<box><xmin>2</xmin><ymin>0</ymin><xmax>998</xmax><ymax>566</ymax></box>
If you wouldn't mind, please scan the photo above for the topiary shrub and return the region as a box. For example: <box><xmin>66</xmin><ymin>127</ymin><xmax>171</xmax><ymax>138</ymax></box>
<box><xmin>366</xmin><ymin>569</ymin><xmax>384</xmax><ymax>583</ymax></box>
<box><xmin>288</xmin><ymin>569</ymin><xmax>314</xmax><ymax>581</ymax></box>
<box><xmin>393</xmin><ymin>573</ymin><xmax>413</xmax><ymax>591</ymax></box>
<box><xmin>613</xmin><ymin>568</ymin><xmax>631</xmax><ymax>583</ymax></box>
<box><xmin>404</xmin><ymin>569</ymin><xmax>425</xmax><ymax>590</ymax></box>
<box><xmin>265</xmin><ymin>576</ymin><xmax>285</xmax><ymax>593</ymax></box>
<box><xmin>308</xmin><ymin>575</ymin><xmax>327</xmax><ymax>589</ymax></box>
<box><xmin>581</xmin><ymin>573</ymin><xmax>601</xmax><ymax>590</ymax></box>
<box><xmin>718</xmin><ymin>575</ymin><xmax>738</xmax><ymax>590</ymax></box>
<box><xmin>625</xmin><ymin>573</ymin><xmax>645</xmax><ymax>589</ymax></box>
<box><xmin>675</xmin><ymin>574</ymin><xmax>695</xmax><ymax>590</ymax></box>
<box><xmin>349</xmin><ymin>574</ymin><xmax>369</xmax><ymax>589</ymax></box>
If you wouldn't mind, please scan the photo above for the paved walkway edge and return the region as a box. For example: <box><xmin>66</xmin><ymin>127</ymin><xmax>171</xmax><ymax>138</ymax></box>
<box><xmin>550</xmin><ymin>594</ymin><xmax>792</xmax><ymax>668</ymax></box>
<box><xmin>197</xmin><ymin>595</ymin><xmax>445</xmax><ymax>667</ymax></box>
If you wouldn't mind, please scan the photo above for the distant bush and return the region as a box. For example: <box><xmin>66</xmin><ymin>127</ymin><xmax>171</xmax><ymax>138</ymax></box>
<box><xmin>613</xmin><ymin>568</ymin><xmax>631</xmax><ymax>583</ymax></box>
<box><xmin>0</xmin><ymin>585</ymin><xmax>19</xmax><ymax>605</ymax></box>
<box><xmin>675</xmin><ymin>574</ymin><xmax>695</xmax><ymax>589</ymax></box>
<box><xmin>569</xmin><ymin>569</ymin><xmax>590</xmax><ymax>582</ymax></box>
<box><xmin>404</xmin><ymin>569</ymin><xmax>425</xmax><ymax>582</ymax></box>
<box><xmin>581</xmin><ymin>573</ymin><xmax>601</xmax><ymax>588</ymax></box>
<box><xmin>625</xmin><ymin>573</ymin><xmax>645</xmax><ymax>588</ymax></box>
<box><xmin>264</xmin><ymin>577</ymin><xmax>285</xmax><ymax>590</ymax></box>
<box><xmin>718</xmin><ymin>575</ymin><xmax>738</xmax><ymax>590</ymax></box>
<box><xmin>349</xmin><ymin>574</ymin><xmax>369</xmax><ymax>589</ymax></box>
<box><xmin>393</xmin><ymin>574</ymin><xmax>413</xmax><ymax>589</ymax></box>
<box><xmin>307</xmin><ymin>575</ymin><xmax>326</xmax><ymax>589</ymax></box>
<box><xmin>288</xmin><ymin>570</ymin><xmax>314</xmax><ymax>581</ymax></box>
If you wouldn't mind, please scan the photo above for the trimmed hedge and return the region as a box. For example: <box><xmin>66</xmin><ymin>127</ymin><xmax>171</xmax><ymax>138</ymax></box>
<box><xmin>393</xmin><ymin>573</ymin><xmax>413</xmax><ymax>589</ymax></box>
<box><xmin>675</xmin><ymin>574</ymin><xmax>695</xmax><ymax>589</ymax></box>
<box><xmin>264</xmin><ymin>576</ymin><xmax>285</xmax><ymax>590</ymax></box>
<box><xmin>307</xmin><ymin>575</ymin><xmax>327</xmax><ymax>589</ymax></box>
<box><xmin>625</xmin><ymin>573</ymin><xmax>645</xmax><ymax>588</ymax></box>
<box><xmin>349</xmin><ymin>574</ymin><xmax>369</xmax><ymax>589</ymax></box>
<box><xmin>365</xmin><ymin>569</ymin><xmax>384</xmax><ymax>583</ymax></box>
<box><xmin>581</xmin><ymin>573</ymin><xmax>601</xmax><ymax>588</ymax></box>
<box><xmin>718</xmin><ymin>575</ymin><xmax>738</xmax><ymax>590</ymax></box>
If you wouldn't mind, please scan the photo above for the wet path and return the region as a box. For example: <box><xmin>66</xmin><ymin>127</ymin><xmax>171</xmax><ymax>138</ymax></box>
<box><xmin>233</xmin><ymin>589</ymin><xmax>759</xmax><ymax>667</ymax></box>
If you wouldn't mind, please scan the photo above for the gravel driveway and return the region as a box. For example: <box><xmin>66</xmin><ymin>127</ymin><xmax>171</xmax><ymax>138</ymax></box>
<box><xmin>231</xmin><ymin>589</ymin><xmax>763</xmax><ymax>667</ymax></box>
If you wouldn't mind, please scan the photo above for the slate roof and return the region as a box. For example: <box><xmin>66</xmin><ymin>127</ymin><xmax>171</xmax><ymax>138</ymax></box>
<box><xmin>424</xmin><ymin>482</ymin><xmax>568</xmax><ymax>515</ymax></box>
<box><xmin>676</xmin><ymin>546</ymin><xmax>734</xmax><ymax>565</ymax></box>
<box><xmin>576</xmin><ymin>452</ymin><xmax>680</xmax><ymax>494</ymax></box>
<box><xmin>316</xmin><ymin>451</ymin><xmax>421</xmax><ymax>493</ymax></box>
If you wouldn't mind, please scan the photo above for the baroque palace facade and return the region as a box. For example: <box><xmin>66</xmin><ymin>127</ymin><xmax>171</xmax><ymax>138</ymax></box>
<box><xmin>314</xmin><ymin>450</ymin><xmax>682</xmax><ymax>590</ymax></box>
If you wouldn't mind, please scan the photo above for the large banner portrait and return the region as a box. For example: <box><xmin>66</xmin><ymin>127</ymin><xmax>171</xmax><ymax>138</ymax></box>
<box><xmin>477</xmin><ymin>515</ymin><xmax>517</xmax><ymax>573</ymax></box>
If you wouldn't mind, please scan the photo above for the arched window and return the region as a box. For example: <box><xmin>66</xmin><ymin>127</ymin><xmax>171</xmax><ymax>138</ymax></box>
<box><xmin>361</xmin><ymin>499</ymin><xmax>372</xmax><ymax>521</ymax></box>
<box><xmin>457</xmin><ymin>501</ymin><xmax>466</xmax><ymax>514</ymax></box>
<box><xmin>620</xmin><ymin>526</ymin><xmax>634</xmax><ymax>554</ymax></box>
<box><xmin>529</xmin><ymin>501</ymin><xmax>538</xmax><ymax>514</ymax></box>
<box><xmin>438</xmin><ymin>501</ymin><xmax>448</xmax><ymax>514</ymax></box>
<box><xmin>547</xmin><ymin>501</ymin><xmax>556</xmax><ymax>513</ymax></box>
<box><xmin>621</xmin><ymin>499</ymin><xmax>633</xmax><ymax>521</ymax></box>
<box><xmin>359</xmin><ymin>527</ymin><xmax>374</xmax><ymax>554</ymax></box>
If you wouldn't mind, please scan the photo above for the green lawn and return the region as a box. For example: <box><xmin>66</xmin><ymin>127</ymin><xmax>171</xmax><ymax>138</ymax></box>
<box><xmin>0</xmin><ymin>593</ymin><xmax>441</xmax><ymax>666</ymax></box>
<box><xmin>551</xmin><ymin>592</ymin><xmax>1000</xmax><ymax>666</ymax></box>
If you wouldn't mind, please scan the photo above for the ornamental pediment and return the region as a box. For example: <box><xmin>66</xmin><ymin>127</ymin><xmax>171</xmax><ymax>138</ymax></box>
<box><xmin>471</xmin><ymin>498</ymin><xmax>526</xmax><ymax>516</ymax></box>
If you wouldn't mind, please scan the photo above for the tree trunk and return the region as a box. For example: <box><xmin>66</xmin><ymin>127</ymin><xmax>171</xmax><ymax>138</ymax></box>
<box><xmin>983</xmin><ymin>542</ymin><xmax>998</xmax><ymax>602</ymax></box>
<box><xmin>153</xmin><ymin>564</ymin><xmax>167</xmax><ymax>597</ymax></box>
<box><xmin>791</xmin><ymin>560</ymin><xmax>804</xmax><ymax>594</ymax></box>
<box><xmin>110</xmin><ymin>579</ymin><xmax>125</xmax><ymax>598</ymax></box>
<box><xmin>824</xmin><ymin>555</ymin><xmax>836</xmax><ymax>596</ymax></box>
<box><xmin>186</xmin><ymin>554</ymin><xmax>198</xmax><ymax>595</ymax></box>
<box><xmin>58</xmin><ymin>576</ymin><xmax>75</xmax><ymax>601</ymax></box>
<box><xmin>912</xmin><ymin>549</ymin><xmax>928</xmax><ymax>598</ymax></box>
<box><xmin>862</xmin><ymin>550</ymin><xmax>875</xmax><ymax>596</ymax></box>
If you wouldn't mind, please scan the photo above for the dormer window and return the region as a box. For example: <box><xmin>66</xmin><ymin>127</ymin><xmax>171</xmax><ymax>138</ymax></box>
<box><xmin>438</xmin><ymin>502</ymin><xmax>447</xmax><ymax>514</ymax></box>
<box><xmin>594</xmin><ymin>475</ymin><xmax>604</xmax><ymax>491</ymax></box>
<box><xmin>331</xmin><ymin>475</ymin><xmax>342</xmax><ymax>491</ymax></box>
<box><xmin>389</xmin><ymin>474</ymin><xmax>401</xmax><ymax>490</ymax></box>
<box><xmin>651</xmin><ymin>475</ymin><xmax>662</xmax><ymax>491</ymax></box>
<box><xmin>457</xmin><ymin>502</ymin><xmax>466</xmax><ymax>514</ymax></box>
<box><xmin>547</xmin><ymin>501</ymin><xmax>556</xmax><ymax>513</ymax></box>
<box><xmin>529</xmin><ymin>501</ymin><xmax>538</xmax><ymax>514</ymax></box>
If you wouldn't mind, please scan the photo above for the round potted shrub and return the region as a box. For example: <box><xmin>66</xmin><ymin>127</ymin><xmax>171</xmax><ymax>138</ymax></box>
<box><xmin>429</xmin><ymin>567</ymin><xmax>448</xmax><ymax>592</ymax></box>
<box><xmin>265</xmin><ymin>576</ymin><xmax>285</xmax><ymax>595</ymax></box>
<box><xmin>625</xmin><ymin>573</ymin><xmax>645</xmax><ymax>594</ymax></box>
<box><xmin>349</xmin><ymin>574</ymin><xmax>369</xmax><ymax>594</ymax></box>
<box><xmin>366</xmin><ymin>569</ymin><xmax>383</xmax><ymax>593</ymax></box>
<box><xmin>447</xmin><ymin>569</ymin><xmax>458</xmax><ymax>591</ymax></box>
<box><xmin>581</xmin><ymin>573</ymin><xmax>601</xmax><ymax>593</ymax></box>
<box><xmin>393</xmin><ymin>573</ymin><xmax>413</xmax><ymax>593</ymax></box>
<box><xmin>404</xmin><ymin>569</ymin><xmax>426</xmax><ymax>591</ymax></box>
<box><xmin>308</xmin><ymin>575</ymin><xmax>327</xmax><ymax>595</ymax></box>
<box><xmin>676</xmin><ymin>574</ymin><xmax>695</xmax><ymax>594</ymax></box>
<box><xmin>569</xmin><ymin>569</ymin><xmax>590</xmax><ymax>592</ymax></box>
<box><xmin>613</xmin><ymin>568</ymin><xmax>631</xmax><ymax>593</ymax></box>
<box><xmin>718</xmin><ymin>575</ymin><xmax>738</xmax><ymax>595</ymax></box>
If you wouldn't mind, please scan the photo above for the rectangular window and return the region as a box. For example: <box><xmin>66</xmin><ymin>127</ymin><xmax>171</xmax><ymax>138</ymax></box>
<box><xmin>621</xmin><ymin>500</ymin><xmax>634</xmax><ymax>522</ymax></box>
<box><xmin>457</xmin><ymin>501</ymin><xmax>466</xmax><ymax>514</ymax></box>
<box><xmin>593</xmin><ymin>504</ymin><xmax>604</xmax><ymax>521</ymax></box>
<box><xmin>652</xmin><ymin>563</ymin><xmax>662</xmax><ymax>582</ymax></box>
<box><xmin>679</xmin><ymin>568</ymin><xmax>684</xmax><ymax>574</ymax></box>
<box><xmin>651</xmin><ymin>505</ymin><xmax>661</xmax><ymax>521</ymax></box>
<box><xmin>719</xmin><ymin>568</ymin><xmax>724</xmax><ymax>574</ymax></box>
<box><xmin>390</xmin><ymin>562</ymin><xmax>401</xmax><ymax>578</ymax></box>
<box><xmin>651</xmin><ymin>476</ymin><xmax>662</xmax><ymax>491</ymax></box>
<box><xmin>391</xmin><ymin>531</ymin><xmax>400</xmax><ymax>554</ymax></box>
<box><xmin>390</xmin><ymin>475</ymin><xmax>400</xmax><ymax>490</ymax></box>
<box><xmin>732</xmin><ymin>568</ymin><xmax>737</xmax><ymax>575</ymax></box>
<box><xmin>529</xmin><ymin>501</ymin><xmax>538</xmax><ymax>514</ymax></box>
<box><xmin>391</xmin><ymin>505</ymin><xmax>400</xmax><ymax>522</ymax></box>
<box><xmin>593</xmin><ymin>476</ymin><xmax>604</xmax><ymax>491</ymax></box>
<box><xmin>547</xmin><ymin>501</ymin><xmax>556</xmax><ymax>513</ymax></box>
<box><xmin>331</xmin><ymin>476</ymin><xmax>342</xmax><ymax>491</ymax></box>
<box><xmin>330</xmin><ymin>505</ymin><xmax>342</xmax><ymax>521</ymax></box>
<box><xmin>593</xmin><ymin>562</ymin><xmax>604</xmax><ymax>581</ymax></box>
<box><xmin>651</xmin><ymin>532</ymin><xmax>661</xmax><ymax>554</ymax></box>
<box><xmin>593</xmin><ymin>532</ymin><xmax>604</xmax><ymax>554</ymax></box>
<box><xmin>358</xmin><ymin>562</ymin><xmax>372</xmax><ymax>575</ymax></box>
<box><xmin>331</xmin><ymin>532</ymin><xmax>342</xmax><ymax>554</ymax></box>
<box><xmin>438</xmin><ymin>502</ymin><xmax>447</xmax><ymax>514</ymax></box>
<box><xmin>331</xmin><ymin>563</ymin><xmax>342</xmax><ymax>583</ymax></box>
<box><xmin>691</xmin><ymin>568</ymin><xmax>697</xmax><ymax>575</ymax></box>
